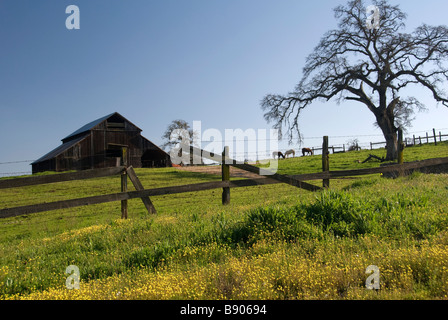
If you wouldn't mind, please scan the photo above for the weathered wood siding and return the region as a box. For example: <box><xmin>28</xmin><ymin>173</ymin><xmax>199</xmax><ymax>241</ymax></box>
<box><xmin>32</xmin><ymin>114</ymin><xmax>171</xmax><ymax>173</ymax></box>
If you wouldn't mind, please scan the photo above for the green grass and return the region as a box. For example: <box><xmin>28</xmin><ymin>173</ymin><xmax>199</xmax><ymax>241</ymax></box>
<box><xmin>0</xmin><ymin>142</ymin><xmax>447</xmax><ymax>299</ymax></box>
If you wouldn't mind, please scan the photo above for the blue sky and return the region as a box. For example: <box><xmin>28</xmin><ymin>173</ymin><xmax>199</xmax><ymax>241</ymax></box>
<box><xmin>1</xmin><ymin>0</ymin><xmax>447</xmax><ymax>175</ymax></box>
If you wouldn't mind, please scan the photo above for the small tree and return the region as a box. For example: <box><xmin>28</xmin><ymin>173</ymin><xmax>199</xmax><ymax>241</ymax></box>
<box><xmin>162</xmin><ymin>120</ymin><xmax>194</xmax><ymax>150</ymax></box>
<box><xmin>261</xmin><ymin>0</ymin><xmax>448</xmax><ymax>160</ymax></box>
<box><xmin>347</xmin><ymin>138</ymin><xmax>361</xmax><ymax>151</ymax></box>
<box><xmin>161</xmin><ymin>119</ymin><xmax>202</xmax><ymax>165</ymax></box>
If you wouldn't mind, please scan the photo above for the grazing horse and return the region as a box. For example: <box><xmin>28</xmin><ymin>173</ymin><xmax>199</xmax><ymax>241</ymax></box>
<box><xmin>285</xmin><ymin>149</ymin><xmax>295</xmax><ymax>158</ymax></box>
<box><xmin>302</xmin><ymin>148</ymin><xmax>314</xmax><ymax>156</ymax></box>
<box><xmin>272</xmin><ymin>151</ymin><xmax>285</xmax><ymax>159</ymax></box>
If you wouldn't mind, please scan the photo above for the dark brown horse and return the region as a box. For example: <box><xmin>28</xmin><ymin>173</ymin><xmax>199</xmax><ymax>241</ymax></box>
<box><xmin>272</xmin><ymin>151</ymin><xmax>285</xmax><ymax>159</ymax></box>
<box><xmin>302</xmin><ymin>148</ymin><xmax>313</xmax><ymax>156</ymax></box>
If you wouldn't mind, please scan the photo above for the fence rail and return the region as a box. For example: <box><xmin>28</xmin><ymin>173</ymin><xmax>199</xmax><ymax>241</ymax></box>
<box><xmin>0</xmin><ymin>148</ymin><xmax>155</xmax><ymax>219</ymax></box>
<box><xmin>0</xmin><ymin>167</ymin><xmax>125</xmax><ymax>190</ymax></box>
<box><xmin>370</xmin><ymin>129</ymin><xmax>448</xmax><ymax>150</ymax></box>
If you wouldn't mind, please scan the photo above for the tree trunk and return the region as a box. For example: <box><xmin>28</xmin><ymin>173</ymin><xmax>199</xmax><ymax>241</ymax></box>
<box><xmin>376</xmin><ymin>111</ymin><xmax>398</xmax><ymax>161</ymax></box>
<box><xmin>384</xmin><ymin>130</ymin><xmax>398</xmax><ymax>161</ymax></box>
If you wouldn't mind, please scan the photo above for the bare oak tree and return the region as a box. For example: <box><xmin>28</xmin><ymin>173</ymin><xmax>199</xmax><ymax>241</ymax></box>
<box><xmin>261</xmin><ymin>0</ymin><xmax>448</xmax><ymax>160</ymax></box>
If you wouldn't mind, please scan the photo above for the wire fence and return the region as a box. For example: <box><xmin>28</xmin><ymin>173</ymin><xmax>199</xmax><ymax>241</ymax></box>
<box><xmin>0</xmin><ymin>172</ymin><xmax>33</xmax><ymax>177</ymax></box>
<box><xmin>1</xmin><ymin>128</ymin><xmax>447</xmax><ymax>177</ymax></box>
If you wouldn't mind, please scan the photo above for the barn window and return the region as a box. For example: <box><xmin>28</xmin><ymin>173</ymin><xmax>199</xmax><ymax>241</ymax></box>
<box><xmin>106</xmin><ymin>114</ymin><xmax>125</xmax><ymax>130</ymax></box>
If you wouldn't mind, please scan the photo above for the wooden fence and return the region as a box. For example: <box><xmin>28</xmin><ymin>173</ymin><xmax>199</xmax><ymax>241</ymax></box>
<box><xmin>370</xmin><ymin>128</ymin><xmax>448</xmax><ymax>150</ymax></box>
<box><xmin>1</xmin><ymin>140</ymin><xmax>448</xmax><ymax>220</ymax></box>
<box><xmin>309</xmin><ymin>129</ymin><xmax>447</xmax><ymax>153</ymax></box>
<box><xmin>0</xmin><ymin>147</ymin><xmax>157</xmax><ymax>219</ymax></box>
<box><xmin>312</xmin><ymin>145</ymin><xmax>346</xmax><ymax>155</ymax></box>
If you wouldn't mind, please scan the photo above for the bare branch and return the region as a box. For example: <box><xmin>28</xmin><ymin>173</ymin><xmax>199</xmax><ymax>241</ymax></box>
<box><xmin>261</xmin><ymin>0</ymin><xmax>448</xmax><ymax>156</ymax></box>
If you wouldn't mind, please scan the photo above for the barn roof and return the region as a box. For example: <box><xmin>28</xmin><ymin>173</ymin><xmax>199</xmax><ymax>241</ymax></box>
<box><xmin>62</xmin><ymin>112</ymin><xmax>116</xmax><ymax>142</ymax></box>
<box><xmin>31</xmin><ymin>134</ymin><xmax>89</xmax><ymax>164</ymax></box>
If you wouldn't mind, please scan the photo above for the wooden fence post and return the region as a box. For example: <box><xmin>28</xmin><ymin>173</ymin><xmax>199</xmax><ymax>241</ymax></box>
<box><xmin>322</xmin><ymin>136</ymin><xmax>330</xmax><ymax>188</ymax></box>
<box><xmin>433</xmin><ymin>128</ymin><xmax>437</xmax><ymax>146</ymax></box>
<box><xmin>127</xmin><ymin>166</ymin><xmax>157</xmax><ymax>214</ymax></box>
<box><xmin>121</xmin><ymin>147</ymin><xmax>128</xmax><ymax>219</ymax></box>
<box><xmin>398</xmin><ymin>128</ymin><xmax>404</xmax><ymax>165</ymax></box>
<box><xmin>222</xmin><ymin>146</ymin><xmax>230</xmax><ymax>205</ymax></box>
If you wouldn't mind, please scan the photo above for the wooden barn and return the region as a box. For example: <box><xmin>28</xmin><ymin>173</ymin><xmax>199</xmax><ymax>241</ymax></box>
<box><xmin>31</xmin><ymin>112</ymin><xmax>172</xmax><ymax>174</ymax></box>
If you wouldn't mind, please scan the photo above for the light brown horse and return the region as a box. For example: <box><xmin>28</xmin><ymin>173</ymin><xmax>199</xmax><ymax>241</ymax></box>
<box><xmin>285</xmin><ymin>149</ymin><xmax>295</xmax><ymax>158</ymax></box>
<box><xmin>302</xmin><ymin>148</ymin><xmax>314</xmax><ymax>156</ymax></box>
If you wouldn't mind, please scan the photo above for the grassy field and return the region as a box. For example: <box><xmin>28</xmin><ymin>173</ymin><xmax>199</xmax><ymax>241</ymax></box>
<box><xmin>0</xmin><ymin>142</ymin><xmax>447</xmax><ymax>300</ymax></box>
